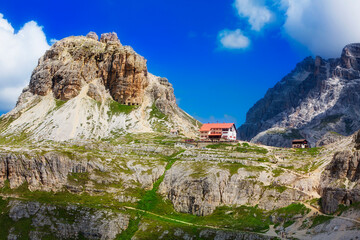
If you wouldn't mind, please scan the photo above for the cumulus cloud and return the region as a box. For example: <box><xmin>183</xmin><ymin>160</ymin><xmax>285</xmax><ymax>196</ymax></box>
<box><xmin>282</xmin><ymin>0</ymin><xmax>360</xmax><ymax>58</ymax></box>
<box><xmin>234</xmin><ymin>0</ymin><xmax>273</xmax><ymax>31</ymax></box>
<box><xmin>219</xmin><ymin>29</ymin><xmax>250</xmax><ymax>49</ymax></box>
<box><xmin>0</xmin><ymin>13</ymin><xmax>50</xmax><ymax>111</ymax></box>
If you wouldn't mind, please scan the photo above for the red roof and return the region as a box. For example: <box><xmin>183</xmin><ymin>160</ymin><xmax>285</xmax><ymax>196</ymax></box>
<box><xmin>200</xmin><ymin>123</ymin><xmax>235</xmax><ymax>131</ymax></box>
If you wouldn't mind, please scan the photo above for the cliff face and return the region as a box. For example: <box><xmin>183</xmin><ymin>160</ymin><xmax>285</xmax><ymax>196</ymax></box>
<box><xmin>29</xmin><ymin>32</ymin><xmax>148</xmax><ymax>105</ymax></box>
<box><xmin>238</xmin><ymin>43</ymin><xmax>360</xmax><ymax>147</ymax></box>
<box><xmin>0</xmin><ymin>32</ymin><xmax>200</xmax><ymax>141</ymax></box>
<box><xmin>159</xmin><ymin>162</ymin><xmax>309</xmax><ymax>216</ymax></box>
<box><xmin>2</xmin><ymin>200</ymin><xmax>129</xmax><ymax>240</ymax></box>
<box><xmin>320</xmin><ymin>131</ymin><xmax>360</xmax><ymax>214</ymax></box>
<box><xmin>0</xmin><ymin>152</ymin><xmax>93</xmax><ymax>191</ymax></box>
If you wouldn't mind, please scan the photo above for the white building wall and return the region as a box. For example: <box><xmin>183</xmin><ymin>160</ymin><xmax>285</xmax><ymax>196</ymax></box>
<box><xmin>221</xmin><ymin>125</ymin><xmax>237</xmax><ymax>140</ymax></box>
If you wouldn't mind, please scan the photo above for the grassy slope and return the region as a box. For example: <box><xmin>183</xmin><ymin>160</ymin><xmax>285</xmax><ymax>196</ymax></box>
<box><xmin>0</xmin><ymin>133</ymin><xmax>336</xmax><ymax>239</ymax></box>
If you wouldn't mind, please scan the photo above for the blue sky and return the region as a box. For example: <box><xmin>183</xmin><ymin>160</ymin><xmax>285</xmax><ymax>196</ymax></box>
<box><xmin>1</xmin><ymin>0</ymin><xmax>360</xmax><ymax>125</ymax></box>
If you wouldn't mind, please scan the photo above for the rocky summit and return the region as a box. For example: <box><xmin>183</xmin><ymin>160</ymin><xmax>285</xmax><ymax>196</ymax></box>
<box><xmin>2</xmin><ymin>33</ymin><xmax>360</xmax><ymax>240</ymax></box>
<box><xmin>238</xmin><ymin>43</ymin><xmax>360</xmax><ymax>147</ymax></box>
<box><xmin>0</xmin><ymin>32</ymin><xmax>200</xmax><ymax>141</ymax></box>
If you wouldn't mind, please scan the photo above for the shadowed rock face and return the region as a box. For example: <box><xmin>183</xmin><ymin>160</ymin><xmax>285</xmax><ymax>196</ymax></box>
<box><xmin>238</xmin><ymin>43</ymin><xmax>360</xmax><ymax>147</ymax></box>
<box><xmin>320</xmin><ymin>131</ymin><xmax>360</xmax><ymax>214</ymax></box>
<box><xmin>4</xmin><ymin>200</ymin><xmax>129</xmax><ymax>239</ymax></box>
<box><xmin>29</xmin><ymin>33</ymin><xmax>148</xmax><ymax>105</ymax></box>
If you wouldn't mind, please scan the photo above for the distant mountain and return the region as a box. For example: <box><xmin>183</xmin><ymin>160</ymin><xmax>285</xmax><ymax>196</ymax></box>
<box><xmin>238</xmin><ymin>43</ymin><xmax>360</xmax><ymax>147</ymax></box>
<box><xmin>0</xmin><ymin>32</ymin><xmax>200</xmax><ymax>141</ymax></box>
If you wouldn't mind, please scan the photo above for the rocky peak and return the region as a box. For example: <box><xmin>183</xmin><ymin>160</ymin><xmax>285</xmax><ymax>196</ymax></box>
<box><xmin>341</xmin><ymin>43</ymin><xmax>360</xmax><ymax>71</ymax></box>
<box><xmin>100</xmin><ymin>32</ymin><xmax>121</xmax><ymax>45</ymax></box>
<box><xmin>238</xmin><ymin>43</ymin><xmax>360</xmax><ymax>147</ymax></box>
<box><xmin>1</xmin><ymin>32</ymin><xmax>200</xmax><ymax>141</ymax></box>
<box><xmin>29</xmin><ymin>32</ymin><xmax>147</xmax><ymax>105</ymax></box>
<box><xmin>85</xmin><ymin>31</ymin><xmax>99</xmax><ymax>41</ymax></box>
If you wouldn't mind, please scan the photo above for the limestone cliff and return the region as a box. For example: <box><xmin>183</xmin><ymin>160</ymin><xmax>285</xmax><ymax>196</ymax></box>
<box><xmin>0</xmin><ymin>32</ymin><xmax>200</xmax><ymax>141</ymax></box>
<box><xmin>2</xmin><ymin>200</ymin><xmax>129</xmax><ymax>239</ymax></box>
<box><xmin>320</xmin><ymin>130</ymin><xmax>360</xmax><ymax>214</ymax></box>
<box><xmin>238</xmin><ymin>43</ymin><xmax>360</xmax><ymax>147</ymax></box>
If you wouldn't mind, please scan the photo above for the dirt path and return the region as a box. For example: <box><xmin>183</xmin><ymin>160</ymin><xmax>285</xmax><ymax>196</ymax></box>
<box><xmin>302</xmin><ymin>202</ymin><xmax>360</xmax><ymax>225</ymax></box>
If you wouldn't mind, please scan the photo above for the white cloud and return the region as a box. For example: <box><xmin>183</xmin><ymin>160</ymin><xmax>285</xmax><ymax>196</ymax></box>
<box><xmin>50</xmin><ymin>39</ymin><xmax>58</xmax><ymax>45</ymax></box>
<box><xmin>0</xmin><ymin>13</ymin><xmax>50</xmax><ymax>111</ymax></box>
<box><xmin>283</xmin><ymin>0</ymin><xmax>360</xmax><ymax>58</ymax></box>
<box><xmin>219</xmin><ymin>29</ymin><xmax>250</xmax><ymax>49</ymax></box>
<box><xmin>234</xmin><ymin>0</ymin><xmax>273</xmax><ymax>31</ymax></box>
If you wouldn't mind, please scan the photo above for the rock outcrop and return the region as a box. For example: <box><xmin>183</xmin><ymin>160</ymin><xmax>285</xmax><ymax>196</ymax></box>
<box><xmin>238</xmin><ymin>43</ymin><xmax>360</xmax><ymax>147</ymax></box>
<box><xmin>0</xmin><ymin>145</ymin><xmax>169</xmax><ymax>194</ymax></box>
<box><xmin>320</xmin><ymin>131</ymin><xmax>360</xmax><ymax>214</ymax></box>
<box><xmin>159</xmin><ymin>160</ymin><xmax>310</xmax><ymax>216</ymax></box>
<box><xmin>29</xmin><ymin>33</ymin><xmax>147</xmax><ymax>105</ymax></box>
<box><xmin>0</xmin><ymin>152</ymin><xmax>94</xmax><ymax>191</ymax></box>
<box><xmin>0</xmin><ymin>32</ymin><xmax>200</xmax><ymax>141</ymax></box>
<box><xmin>2</xmin><ymin>200</ymin><xmax>129</xmax><ymax>239</ymax></box>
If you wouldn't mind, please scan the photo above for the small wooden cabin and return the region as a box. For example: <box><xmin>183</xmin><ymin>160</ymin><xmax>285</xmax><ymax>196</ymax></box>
<box><xmin>292</xmin><ymin>139</ymin><xmax>309</xmax><ymax>148</ymax></box>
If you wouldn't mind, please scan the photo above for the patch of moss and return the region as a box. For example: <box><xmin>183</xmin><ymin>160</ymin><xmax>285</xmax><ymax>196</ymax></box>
<box><xmin>310</xmin><ymin>215</ymin><xmax>333</xmax><ymax>228</ymax></box>
<box><xmin>149</xmin><ymin>103</ymin><xmax>167</xmax><ymax>120</ymax></box>
<box><xmin>116</xmin><ymin>214</ymin><xmax>142</xmax><ymax>240</ymax></box>
<box><xmin>272</xmin><ymin>168</ymin><xmax>285</xmax><ymax>177</ymax></box>
<box><xmin>108</xmin><ymin>101</ymin><xmax>137</xmax><ymax>116</ymax></box>
<box><xmin>235</xmin><ymin>146</ymin><xmax>268</xmax><ymax>154</ymax></box>
<box><xmin>283</xmin><ymin>220</ymin><xmax>295</xmax><ymax>228</ymax></box>
<box><xmin>219</xmin><ymin>162</ymin><xmax>265</xmax><ymax>175</ymax></box>
<box><xmin>68</xmin><ymin>172</ymin><xmax>90</xmax><ymax>185</ymax></box>
<box><xmin>54</xmin><ymin>99</ymin><xmax>66</xmax><ymax>110</ymax></box>
<box><xmin>265</xmin><ymin>184</ymin><xmax>288</xmax><ymax>193</ymax></box>
<box><xmin>295</xmin><ymin>147</ymin><xmax>321</xmax><ymax>156</ymax></box>
<box><xmin>273</xmin><ymin>203</ymin><xmax>310</xmax><ymax>217</ymax></box>
<box><xmin>206</xmin><ymin>143</ymin><xmax>233</xmax><ymax>149</ymax></box>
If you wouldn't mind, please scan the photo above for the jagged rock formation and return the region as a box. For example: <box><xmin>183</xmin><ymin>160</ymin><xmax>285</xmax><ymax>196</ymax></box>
<box><xmin>2</xmin><ymin>200</ymin><xmax>129</xmax><ymax>239</ymax></box>
<box><xmin>320</xmin><ymin>131</ymin><xmax>360</xmax><ymax>214</ymax></box>
<box><xmin>0</xmin><ymin>32</ymin><xmax>200</xmax><ymax>141</ymax></box>
<box><xmin>29</xmin><ymin>32</ymin><xmax>146</xmax><ymax>104</ymax></box>
<box><xmin>159</xmin><ymin>161</ymin><xmax>309</xmax><ymax>216</ymax></box>
<box><xmin>238</xmin><ymin>43</ymin><xmax>360</xmax><ymax>147</ymax></box>
<box><xmin>0</xmin><ymin>145</ymin><xmax>169</xmax><ymax>194</ymax></box>
<box><xmin>0</xmin><ymin>152</ymin><xmax>94</xmax><ymax>191</ymax></box>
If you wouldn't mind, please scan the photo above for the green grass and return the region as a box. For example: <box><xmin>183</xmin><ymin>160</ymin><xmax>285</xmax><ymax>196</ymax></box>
<box><xmin>149</xmin><ymin>103</ymin><xmax>167</xmax><ymax>120</ymax></box>
<box><xmin>116</xmin><ymin>214</ymin><xmax>142</xmax><ymax>240</ymax></box>
<box><xmin>108</xmin><ymin>100</ymin><xmax>137</xmax><ymax>116</ymax></box>
<box><xmin>0</xmin><ymin>197</ymin><xmax>7</xmax><ymax>211</ymax></box>
<box><xmin>280</xmin><ymin>165</ymin><xmax>295</xmax><ymax>170</ymax></box>
<box><xmin>0</xmin><ymin>181</ymin><xmax>127</xmax><ymax>210</ymax></box>
<box><xmin>283</xmin><ymin>220</ymin><xmax>295</xmax><ymax>228</ymax></box>
<box><xmin>295</xmin><ymin>147</ymin><xmax>321</xmax><ymax>156</ymax></box>
<box><xmin>219</xmin><ymin>162</ymin><xmax>265</xmax><ymax>175</ymax></box>
<box><xmin>235</xmin><ymin>146</ymin><xmax>268</xmax><ymax>154</ymax></box>
<box><xmin>206</xmin><ymin>143</ymin><xmax>233</xmax><ymax>149</ymax></box>
<box><xmin>273</xmin><ymin>203</ymin><xmax>310</xmax><ymax>217</ymax></box>
<box><xmin>54</xmin><ymin>99</ymin><xmax>66</xmax><ymax>110</ymax></box>
<box><xmin>0</xmin><ymin>212</ymin><xmax>34</xmax><ymax>240</ymax></box>
<box><xmin>198</xmin><ymin>205</ymin><xmax>271</xmax><ymax>232</ymax></box>
<box><xmin>68</xmin><ymin>172</ymin><xmax>90</xmax><ymax>185</ymax></box>
<box><xmin>311</xmin><ymin>215</ymin><xmax>333</xmax><ymax>228</ymax></box>
<box><xmin>265</xmin><ymin>184</ymin><xmax>288</xmax><ymax>193</ymax></box>
<box><xmin>0</xmin><ymin>116</ymin><xmax>15</xmax><ymax>130</ymax></box>
<box><xmin>137</xmin><ymin>151</ymin><xmax>183</xmax><ymax>212</ymax></box>
<box><xmin>272</xmin><ymin>168</ymin><xmax>285</xmax><ymax>177</ymax></box>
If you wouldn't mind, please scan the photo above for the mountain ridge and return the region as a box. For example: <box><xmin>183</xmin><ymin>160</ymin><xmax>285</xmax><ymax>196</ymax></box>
<box><xmin>238</xmin><ymin>43</ymin><xmax>360</xmax><ymax>147</ymax></box>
